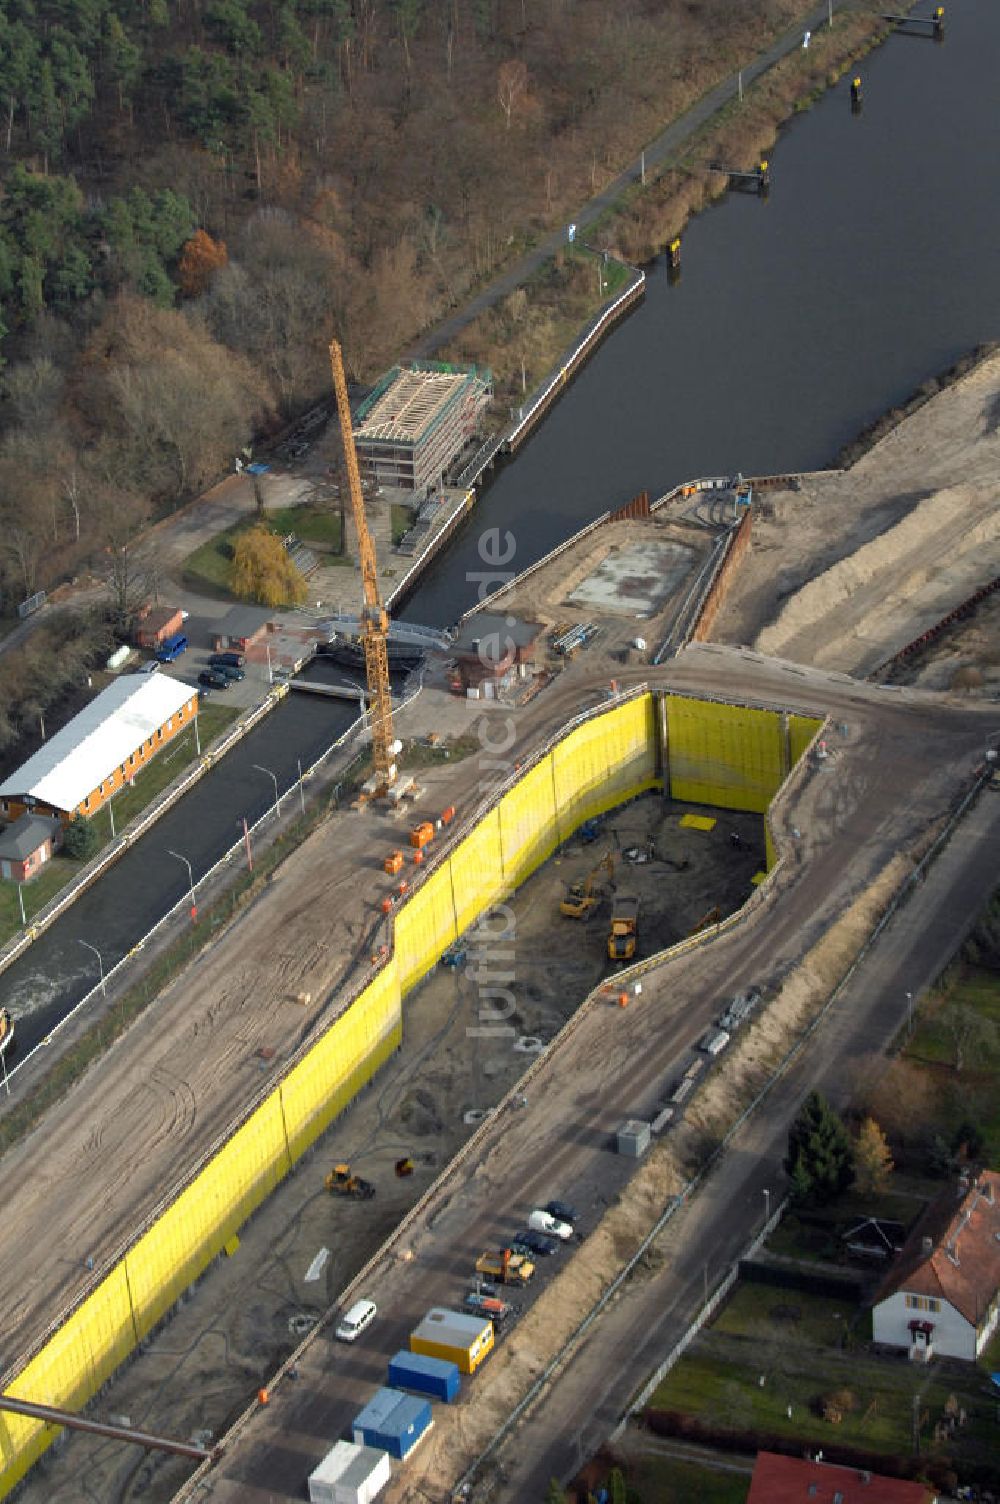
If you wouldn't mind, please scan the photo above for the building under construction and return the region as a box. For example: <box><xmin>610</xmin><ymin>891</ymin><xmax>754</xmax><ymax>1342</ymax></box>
<box><xmin>353</xmin><ymin>361</ymin><xmax>492</xmax><ymax>494</ymax></box>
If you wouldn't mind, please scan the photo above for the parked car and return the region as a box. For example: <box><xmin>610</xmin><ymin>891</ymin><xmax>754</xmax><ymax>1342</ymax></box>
<box><xmin>209</xmin><ymin>651</ymin><xmax>245</xmax><ymax>670</ymax></box>
<box><xmin>512</xmin><ymin>1230</ymin><xmax>560</xmax><ymax>1258</ymax></box>
<box><xmin>156</xmin><ymin>632</ymin><xmax>188</xmax><ymax>663</ymax></box>
<box><xmin>544</xmin><ymin>1200</ymin><xmax>578</xmax><ymax>1226</ymax></box>
<box><xmin>216</xmin><ymin>663</ymin><xmax>246</xmax><ymax>682</ymax></box>
<box><xmin>137</xmin><ymin>659</ymin><xmax>160</xmax><ymax>675</ymax></box>
<box><xmin>528</xmin><ymin>1209</ymin><xmax>573</xmax><ymax>1241</ymax></box>
<box><xmin>335</xmin><ymin>1298</ymin><xmax>377</xmax><ymax>1343</ymax></box>
<box><xmin>198</xmin><ymin>669</ymin><xmax>231</xmax><ymax>691</ymax></box>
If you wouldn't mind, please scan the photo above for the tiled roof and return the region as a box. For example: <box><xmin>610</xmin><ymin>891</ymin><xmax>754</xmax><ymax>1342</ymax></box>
<box><xmin>876</xmin><ymin>1171</ymin><xmax>1000</xmax><ymax>1325</ymax></box>
<box><xmin>747</xmin><ymin>1452</ymin><xmax>933</xmax><ymax>1503</ymax></box>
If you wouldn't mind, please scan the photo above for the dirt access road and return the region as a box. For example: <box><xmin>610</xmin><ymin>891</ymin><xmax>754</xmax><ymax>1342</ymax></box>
<box><xmin>167</xmin><ymin>648</ymin><xmax>995</xmax><ymax>1503</ymax></box>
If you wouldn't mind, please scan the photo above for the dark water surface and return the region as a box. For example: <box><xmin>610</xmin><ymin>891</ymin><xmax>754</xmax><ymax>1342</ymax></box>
<box><xmin>5</xmin><ymin>2</ymin><xmax>999</xmax><ymax>1053</ymax></box>
<box><xmin>402</xmin><ymin>0</ymin><xmax>1000</xmax><ymax>626</ymax></box>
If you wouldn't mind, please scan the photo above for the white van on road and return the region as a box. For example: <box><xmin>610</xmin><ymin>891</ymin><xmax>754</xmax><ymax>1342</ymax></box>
<box><xmin>335</xmin><ymin>1298</ymin><xmax>377</xmax><ymax>1343</ymax></box>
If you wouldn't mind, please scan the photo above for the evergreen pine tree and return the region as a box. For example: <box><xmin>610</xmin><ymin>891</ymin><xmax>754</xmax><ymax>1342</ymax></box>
<box><xmin>785</xmin><ymin>1090</ymin><xmax>854</xmax><ymax>1205</ymax></box>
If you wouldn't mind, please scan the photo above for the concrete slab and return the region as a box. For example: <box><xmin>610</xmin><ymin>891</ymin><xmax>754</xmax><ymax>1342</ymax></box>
<box><xmin>567</xmin><ymin>539</ymin><xmax>696</xmax><ymax>618</ymax></box>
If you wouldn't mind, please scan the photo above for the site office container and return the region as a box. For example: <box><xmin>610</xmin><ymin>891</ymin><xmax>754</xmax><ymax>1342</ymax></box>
<box><xmin>351</xmin><ymin>1388</ymin><xmax>433</xmax><ymax>1461</ymax></box>
<box><xmin>388</xmin><ymin>1348</ymin><xmax>460</xmax><ymax>1403</ymax></box>
<box><xmin>409</xmin><ymin>1307</ymin><xmax>494</xmax><ymax>1375</ymax></box>
<box><xmin>307</xmin><ymin>1440</ymin><xmax>391</xmax><ymax>1504</ymax></box>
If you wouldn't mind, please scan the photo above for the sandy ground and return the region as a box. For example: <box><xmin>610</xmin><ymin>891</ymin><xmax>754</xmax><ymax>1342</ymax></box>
<box><xmin>712</xmin><ymin>351</ymin><xmax>1000</xmax><ymax>674</ymax></box>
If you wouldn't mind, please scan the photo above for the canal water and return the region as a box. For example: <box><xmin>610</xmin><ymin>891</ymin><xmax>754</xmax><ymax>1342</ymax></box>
<box><xmin>402</xmin><ymin>0</ymin><xmax>1000</xmax><ymax>628</ymax></box>
<box><xmin>4</xmin><ymin>1</ymin><xmax>999</xmax><ymax>1056</ymax></box>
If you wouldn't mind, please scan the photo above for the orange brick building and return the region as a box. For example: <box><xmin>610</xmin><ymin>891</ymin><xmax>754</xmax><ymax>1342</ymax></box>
<box><xmin>0</xmin><ymin>676</ymin><xmax>199</xmax><ymax>824</ymax></box>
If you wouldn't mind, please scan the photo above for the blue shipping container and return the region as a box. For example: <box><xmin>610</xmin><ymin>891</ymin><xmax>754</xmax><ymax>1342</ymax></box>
<box><xmin>388</xmin><ymin>1349</ymin><xmax>460</xmax><ymax>1403</ymax></box>
<box><xmin>352</xmin><ymin>1388</ymin><xmax>433</xmax><ymax>1461</ymax></box>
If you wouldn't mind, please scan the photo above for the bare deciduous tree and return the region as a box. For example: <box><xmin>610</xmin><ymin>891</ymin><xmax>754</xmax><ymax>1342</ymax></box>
<box><xmin>497</xmin><ymin>59</ymin><xmax>529</xmax><ymax>130</ymax></box>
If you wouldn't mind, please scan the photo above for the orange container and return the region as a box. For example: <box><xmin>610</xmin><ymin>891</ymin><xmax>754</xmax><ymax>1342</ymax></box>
<box><xmin>381</xmin><ymin>897</ymin><xmax>393</xmax><ymax>914</ymax></box>
<box><xmin>618</xmin><ymin>992</ymin><xmax>629</xmax><ymax>1008</ymax></box>
<box><xmin>384</xmin><ymin>850</ymin><xmax>404</xmax><ymax>875</ymax></box>
<box><xmin>413</xmin><ymin>849</ymin><xmax>424</xmax><ymax>865</ymax></box>
<box><xmin>409</xmin><ymin>822</ymin><xmax>435</xmax><ymax>849</ymax></box>
<box><xmin>440</xmin><ymin>805</ymin><xmax>456</xmax><ymax>825</ymax></box>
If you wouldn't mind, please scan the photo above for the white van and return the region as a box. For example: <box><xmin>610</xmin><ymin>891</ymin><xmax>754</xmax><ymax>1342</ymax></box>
<box><xmin>335</xmin><ymin>1298</ymin><xmax>377</xmax><ymax>1343</ymax></box>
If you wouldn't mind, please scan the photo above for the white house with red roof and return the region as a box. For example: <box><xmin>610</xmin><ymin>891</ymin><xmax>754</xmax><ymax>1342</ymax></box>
<box><xmin>872</xmin><ymin>1170</ymin><xmax>1000</xmax><ymax>1361</ymax></box>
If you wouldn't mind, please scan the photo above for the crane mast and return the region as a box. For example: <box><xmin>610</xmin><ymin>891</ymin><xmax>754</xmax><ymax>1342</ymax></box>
<box><xmin>328</xmin><ymin>339</ymin><xmax>396</xmax><ymax>794</ymax></box>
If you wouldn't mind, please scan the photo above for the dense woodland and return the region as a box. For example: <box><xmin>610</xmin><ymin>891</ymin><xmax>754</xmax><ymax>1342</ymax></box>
<box><xmin>0</xmin><ymin>0</ymin><xmax>809</xmax><ymax>628</ymax></box>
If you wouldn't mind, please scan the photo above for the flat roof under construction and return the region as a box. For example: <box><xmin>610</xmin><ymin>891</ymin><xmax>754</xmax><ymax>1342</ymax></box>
<box><xmin>355</xmin><ymin>367</ymin><xmax>473</xmax><ymax>446</ymax></box>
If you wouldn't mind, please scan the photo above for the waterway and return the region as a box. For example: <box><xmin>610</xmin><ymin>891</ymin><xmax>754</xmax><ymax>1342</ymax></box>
<box><xmin>3</xmin><ymin>0</ymin><xmax>999</xmax><ymax>1061</ymax></box>
<box><xmin>401</xmin><ymin>0</ymin><xmax>1000</xmax><ymax>627</ymax></box>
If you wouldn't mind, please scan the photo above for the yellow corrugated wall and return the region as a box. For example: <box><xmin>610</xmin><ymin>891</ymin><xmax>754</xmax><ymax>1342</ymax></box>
<box><xmin>497</xmin><ymin>757</ymin><xmax>559</xmax><ymax>890</ymax></box>
<box><xmin>665</xmin><ymin>695</ymin><xmax>785</xmax><ymax>812</ymax></box>
<box><xmin>394</xmin><ymin>864</ymin><xmax>458</xmax><ymax>996</ymax></box>
<box><xmin>551</xmin><ymin>694</ymin><xmax>659</xmax><ymax>837</ymax></box>
<box><xmin>0</xmin><ymin>1263</ymin><xmax>136</xmax><ymax>1493</ymax></box>
<box><xmin>447</xmin><ymin>806</ymin><xmax>506</xmax><ymax>939</ymax></box>
<box><xmin>126</xmin><ymin>1091</ymin><xmax>291</xmax><ymax>1341</ymax></box>
<box><xmin>790</xmin><ymin>714</ymin><xmax>823</xmax><ymax>765</ymax></box>
<box><xmin>281</xmin><ymin>965</ymin><xmax>402</xmax><ymax>1165</ymax></box>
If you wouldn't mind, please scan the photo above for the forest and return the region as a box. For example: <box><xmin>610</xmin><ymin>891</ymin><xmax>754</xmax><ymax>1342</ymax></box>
<box><xmin>0</xmin><ymin>0</ymin><xmax>814</xmax><ymax>631</ymax></box>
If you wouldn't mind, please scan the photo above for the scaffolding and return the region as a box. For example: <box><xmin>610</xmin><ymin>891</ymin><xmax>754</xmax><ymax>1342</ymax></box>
<box><xmin>354</xmin><ymin>361</ymin><xmax>492</xmax><ymax>493</ymax></box>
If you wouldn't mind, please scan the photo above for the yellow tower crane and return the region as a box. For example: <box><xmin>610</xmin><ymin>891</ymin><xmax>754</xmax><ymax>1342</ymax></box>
<box><xmin>328</xmin><ymin>339</ymin><xmax>396</xmax><ymax>797</ymax></box>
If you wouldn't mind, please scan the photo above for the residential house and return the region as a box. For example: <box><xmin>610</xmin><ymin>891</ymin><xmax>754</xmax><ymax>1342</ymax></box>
<box><xmin>0</xmin><ymin>813</ymin><xmax>63</xmax><ymax>882</ymax></box>
<box><xmin>872</xmin><ymin>1170</ymin><xmax>1000</xmax><ymax>1361</ymax></box>
<box><xmin>747</xmin><ymin>1451</ymin><xmax>935</xmax><ymax>1503</ymax></box>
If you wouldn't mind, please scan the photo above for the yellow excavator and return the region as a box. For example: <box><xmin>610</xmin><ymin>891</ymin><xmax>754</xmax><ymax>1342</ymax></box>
<box><xmin>560</xmin><ymin>852</ymin><xmax>615</xmax><ymax>919</ymax></box>
<box><xmin>325</xmin><ymin>1163</ymin><xmax>376</xmax><ymax>1200</ymax></box>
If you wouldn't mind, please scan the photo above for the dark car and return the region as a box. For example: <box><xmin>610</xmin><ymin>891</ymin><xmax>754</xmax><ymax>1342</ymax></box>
<box><xmin>198</xmin><ymin>669</ymin><xmax>231</xmax><ymax>691</ymax></box>
<box><xmin>216</xmin><ymin>663</ymin><xmax>246</xmax><ymax>682</ymax></box>
<box><xmin>512</xmin><ymin>1230</ymin><xmax>559</xmax><ymax>1258</ymax></box>
<box><xmin>545</xmin><ymin>1200</ymin><xmax>579</xmax><ymax>1226</ymax></box>
<box><xmin>209</xmin><ymin>651</ymin><xmax>245</xmax><ymax>670</ymax></box>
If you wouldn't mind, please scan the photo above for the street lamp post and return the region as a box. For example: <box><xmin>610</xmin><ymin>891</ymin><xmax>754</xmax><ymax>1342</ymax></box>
<box><xmin>253</xmin><ymin>764</ymin><xmax>281</xmax><ymax>817</ymax></box>
<box><xmin>16</xmin><ymin>883</ymin><xmax>26</xmax><ymax>928</ymax></box>
<box><xmin>78</xmin><ymin>938</ymin><xmax>106</xmax><ymax>998</ymax></box>
<box><xmin>297</xmin><ymin>757</ymin><xmax>306</xmax><ymax>818</ymax></box>
<box><xmin>763</xmin><ymin>1186</ymin><xmax>771</xmax><ymax>1229</ymax></box>
<box><xmin>168</xmin><ymin>849</ymin><xmax>197</xmax><ymax>922</ymax></box>
<box><xmin>905</xmin><ymin>990</ymin><xmax>914</xmax><ymax>1037</ymax></box>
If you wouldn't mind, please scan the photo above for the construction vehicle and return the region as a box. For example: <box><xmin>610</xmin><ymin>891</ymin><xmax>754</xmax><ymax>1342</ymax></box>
<box><xmin>395</xmin><ymin>1157</ymin><xmax>414</xmax><ymax>1177</ymax></box>
<box><xmin>325</xmin><ymin>1163</ymin><xmax>376</xmax><ymax>1200</ymax></box>
<box><xmin>464</xmin><ymin>1290</ymin><xmax>518</xmax><ymax>1326</ymax></box>
<box><xmin>329</xmin><ymin>339</ymin><xmax>396</xmax><ymax>799</ymax></box>
<box><xmin>383</xmin><ymin>850</ymin><xmax>404</xmax><ymax>875</ymax></box>
<box><xmin>607</xmin><ymin>895</ymin><xmax>640</xmax><ymax>961</ymax></box>
<box><xmin>560</xmin><ymin>851</ymin><xmax>615</xmax><ymax>919</ymax></box>
<box><xmin>475</xmin><ymin>1248</ymin><xmax>535</xmax><ymax>1285</ymax></box>
<box><xmin>410</xmin><ymin>821</ymin><xmax>435</xmax><ymax>849</ymax></box>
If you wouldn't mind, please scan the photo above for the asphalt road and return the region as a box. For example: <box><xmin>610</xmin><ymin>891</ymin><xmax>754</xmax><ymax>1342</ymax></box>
<box><xmin>179</xmin><ymin>649</ymin><xmax>998</xmax><ymax>1503</ymax></box>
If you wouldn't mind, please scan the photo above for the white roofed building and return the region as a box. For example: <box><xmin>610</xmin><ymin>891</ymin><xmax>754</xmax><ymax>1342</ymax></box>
<box><xmin>0</xmin><ymin>675</ymin><xmax>199</xmax><ymax>824</ymax></box>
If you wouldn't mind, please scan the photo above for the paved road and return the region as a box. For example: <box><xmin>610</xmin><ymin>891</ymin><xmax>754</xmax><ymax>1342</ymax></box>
<box><xmin>170</xmin><ymin>648</ymin><xmax>997</xmax><ymax>1503</ymax></box>
<box><xmin>408</xmin><ymin>3</ymin><xmax>847</xmax><ymax>359</ymax></box>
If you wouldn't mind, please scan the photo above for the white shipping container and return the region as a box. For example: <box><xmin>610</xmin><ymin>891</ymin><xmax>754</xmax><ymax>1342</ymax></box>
<box><xmin>308</xmin><ymin>1441</ymin><xmax>391</xmax><ymax>1504</ymax></box>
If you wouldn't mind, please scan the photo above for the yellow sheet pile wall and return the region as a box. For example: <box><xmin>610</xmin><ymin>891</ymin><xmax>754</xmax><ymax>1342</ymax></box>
<box><xmin>666</xmin><ymin>695</ymin><xmax>787</xmax><ymax>813</ymax></box>
<box><xmin>0</xmin><ymin>695</ymin><xmax>657</xmax><ymax>1497</ymax></box>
